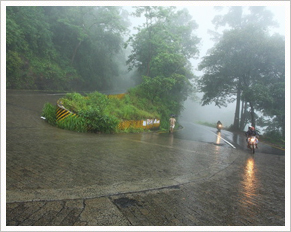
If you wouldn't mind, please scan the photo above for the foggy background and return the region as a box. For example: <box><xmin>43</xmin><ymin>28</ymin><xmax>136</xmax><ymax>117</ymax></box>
<box><xmin>123</xmin><ymin>4</ymin><xmax>286</xmax><ymax>128</ymax></box>
<box><xmin>1</xmin><ymin>2</ymin><xmax>287</xmax><ymax>130</ymax></box>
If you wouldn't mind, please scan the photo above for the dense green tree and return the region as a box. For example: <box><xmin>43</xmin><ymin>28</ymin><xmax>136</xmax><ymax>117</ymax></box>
<box><xmin>126</xmin><ymin>7</ymin><xmax>199</xmax><ymax>78</ymax></box>
<box><xmin>125</xmin><ymin>6</ymin><xmax>200</xmax><ymax>128</ymax></box>
<box><xmin>7</xmin><ymin>6</ymin><xmax>78</xmax><ymax>89</ymax></box>
<box><xmin>6</xmin><ymin>6</ymin><xmax>130</xmax><ymax>91</ymax></box>
<box><xmin>198</xmin><ymin>6</ymin><xmax>285</xmax><ymax>135</ymax></box>
<box><xmin>242</xmin><ymin>33</ymin><xmax>285</xmax><ymax>136</ymax></box>
<box><xmin>43</xmin><ymin>6</ymin><xmax>130</xmax><ymax>91</ymax></box>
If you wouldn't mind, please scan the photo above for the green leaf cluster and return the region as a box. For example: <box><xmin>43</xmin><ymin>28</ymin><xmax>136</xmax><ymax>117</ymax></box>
<box><xmin>128</xmin><ymin>75</ymin><xmax>193</xmax><ymax>129</ymax></box>
<box><xmin>6</xmin><ymin>6</ymin><xmax>129</xmax><ymax>91</ymax></box>
<box><xmin>198</xmin><ymin>6</ymin><xmax>285</xmax><ymax>136</ymax></box>
<box><xmin>125</xmin><ymin>7</ymin><xmax>200</xmax><ymax>129</ymax></box>
<box><xmin>41</xmin><ymin>103</ymin><xmax>57</xmax><ymax>126</ymax></box>
<box><xmin>60</xmin><ymin>91</ymin><xmax>159</xmax><ymax>121</ymax></box>
<box><xmin>42</xmin><ymin>91</ymin><xmax>161</xmax><ymax>133</ymax></box>
<box><xmin>57</xmin><ymin>115</ymin><xmax>87</xmax><ymax>133</ymax></box>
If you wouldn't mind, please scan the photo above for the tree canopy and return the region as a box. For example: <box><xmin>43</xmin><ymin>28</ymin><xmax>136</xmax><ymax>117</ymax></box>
<box><xmin>6</xmin><ymin>6</ymin><xmax>129</xmax><ymax>91</ymax></box>
<box><xmin>125</xmin><ymin>6</ymin><xmax>201</xmax><ymax>127</ymax></box>
<box><xmin>198</xmin><ymin>6</ymin><xmax>285</xmax><ymax>136</ymax></box>
<box><xmin>6</xmin><ymin>6</ymin><xmax>285</xmax><ymax>136</ymax></box>
<box><xmin>7</xmin><ymin>6</ymin><xmax>201</xmax><ymax>130</ymax></box>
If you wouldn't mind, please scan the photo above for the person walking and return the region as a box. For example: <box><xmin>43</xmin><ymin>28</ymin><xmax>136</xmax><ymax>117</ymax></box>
<box><xmin>169</xmin><ymin>115</ymin><xmax>176</xmax><ymax>133</ymax></box>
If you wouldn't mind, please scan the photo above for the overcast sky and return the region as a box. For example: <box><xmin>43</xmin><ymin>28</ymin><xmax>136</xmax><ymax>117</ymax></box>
<box><xmin>118</xmin><ymin>2</ymin><xmax>288</xmax><ymax>127</ymax></box>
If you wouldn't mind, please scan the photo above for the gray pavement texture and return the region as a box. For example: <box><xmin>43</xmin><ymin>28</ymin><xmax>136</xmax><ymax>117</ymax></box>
<box><xmin>5</xmin><ymin>90</ymin><xmax>286</xmax><ymax>229</ymax></box>
<box><xmin>6</xmin><ymin>151</ymin><xmax>285</xmax><ymax>227</ymax></box>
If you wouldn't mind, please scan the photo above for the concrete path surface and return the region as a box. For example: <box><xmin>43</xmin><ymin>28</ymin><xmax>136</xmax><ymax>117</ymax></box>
<box><xmin>6</xmin><ymin>148</ymin><xmax>285</xmax><ymax>227</ymax></box>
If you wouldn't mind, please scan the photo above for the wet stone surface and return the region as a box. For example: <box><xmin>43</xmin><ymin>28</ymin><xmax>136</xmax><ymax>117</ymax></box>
<box><xmin>6</xmin><ymin>151</ymin><xmax>285</xmax><ymax>226</ymax></box>
<box><xmin>113</xmin><ymin>197</ymin><xmax>141</xmax><ymax>208</ymax></box>
<box><xmin>5</xmin><ymin>90</ymin><xmax>285</xmax><ymax>227</ymax></box>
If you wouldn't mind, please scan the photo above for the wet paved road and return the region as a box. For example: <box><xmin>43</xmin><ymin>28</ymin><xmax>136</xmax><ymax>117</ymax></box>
<box><xmin>4</xmin><ymin>90</ymin><xmax>286</xmax><ymax>228</ymax></box>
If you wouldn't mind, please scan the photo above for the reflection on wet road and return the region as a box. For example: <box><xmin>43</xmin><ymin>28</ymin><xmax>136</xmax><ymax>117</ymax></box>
<box><xmin>241</xmin><ymin>157</ymin><xmax>257</xmax><ymax>206</ymax></box>
<box><xmin>171</xmin><ymin>121</ymin><xmax>238</xmax><ymax>150</ymax></box>
<box><xmin>176</xmin><ymin>121</ymin><xmax>284</xmax><ymax>156</ymax></box>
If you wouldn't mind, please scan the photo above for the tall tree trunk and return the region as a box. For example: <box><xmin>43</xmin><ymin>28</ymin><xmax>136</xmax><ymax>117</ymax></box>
<box><xmin>146</xmin><ymin>30</ymin><xmax>152</xmax><ymax>77</ymax></box>
<box><xmin>71</xmin><ymin>40</ymin><xmax>82</xmax><ymax>65</ymax></box>
<box><xmin>233</xmin><ymin>78</ymin><xmax>241</xmax><ymax>130</ymax></box>
<box><xmin>249</xmin><ymin>101</ymin><xmax>255</xmax><ymax>128</ymax></box>
<box><xmin>239</xmin><ymin>100</ymin><xmax>247</xmax><ymax>130</ymax></box>
<box><xmin>239</xmin><ymin>100</ymin><xmax>244</xmax><ymax>130</ymax></box>
<box><xmin>281</xmin><ymin>115</ymin><xmax>285</xmax><ymax>138</ymax></box>
<box><xmin>145</xmin><ymin>8</ymin><xmax>152</xmax><ymax>77</ymax></box>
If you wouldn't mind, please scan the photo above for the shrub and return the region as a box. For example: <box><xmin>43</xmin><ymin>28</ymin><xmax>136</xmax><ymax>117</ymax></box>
<box><xmin>41</xmin><ymin>103</ymin><xmax>57</xmax><ymax>125</ymax></box>
<box><xmin>78</xmin><ymin>108</ymin><xmax>119</xmax><ymax>133</ymax></box>
<box><xmin>45</xmin><ymin>90</ymin><xmax>163</xmax><ymax>133</ymax></box>
<box><xmin>262</xmin><ymin>130</ymin><xmax>285</xmax><ymax>148</ymax></box>
<box><xmin>56</xmin><ymin>115</ymin><xmax>87</xmax><ymax>133</ymax></box>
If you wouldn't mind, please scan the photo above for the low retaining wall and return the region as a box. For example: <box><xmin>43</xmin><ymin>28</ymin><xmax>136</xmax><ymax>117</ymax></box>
<box><xmin>107</xmin><ymin>93</ymin><xmax>126</xmax><ymax>99</ymax></box>
<box><xmin>118</xmin><ymin>119</ymin><xmax>160</xmax><ymax>130</ymax></box>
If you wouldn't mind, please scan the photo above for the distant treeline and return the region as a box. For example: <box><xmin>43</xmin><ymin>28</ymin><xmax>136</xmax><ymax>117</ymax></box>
<box><xmin>197</xmin><ymin>6</ymin><xmax>285</xmax><ymax>135</ymax></box>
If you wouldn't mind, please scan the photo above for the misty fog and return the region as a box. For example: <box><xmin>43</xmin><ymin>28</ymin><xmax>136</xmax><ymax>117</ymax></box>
<box><xmin>122</xmin><ymin>5</ymin><xmax>286</xmax><ymax>130</ymax></box>
<box><xmin>179</xmin><ymin>97</ymin><xmax>235</xmax><ymax>127</ymax></box>
<box><xmin>2</xmin><ymin>3</ymin><xmax>287</xmax><ymax>133</ymax></box>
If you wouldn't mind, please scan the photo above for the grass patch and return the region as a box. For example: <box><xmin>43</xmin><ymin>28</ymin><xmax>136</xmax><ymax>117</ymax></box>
<box><xmin>42</xmin><ymin>91</ymin><xmax>161</xmax><ymax>133</ymax></box>
<box><xmin>41</xmin><ymin>103</ymin><xmax>57</xmax><ymax>126</ymax></box>
<box><xmin>260</xmin><ymin>131</ymin><xmax>285</xmax><ymax>149</ymax></box>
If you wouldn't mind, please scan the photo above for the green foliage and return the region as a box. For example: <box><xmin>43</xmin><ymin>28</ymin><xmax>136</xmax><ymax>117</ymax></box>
<box><xmin>212</xmin><ymin>6</ymin><xmax>278</xmax><ymax>31</ymax></box>
<box><xmin>54</xmin><ymin>91</ymin><xmax>160</xmax><ymax>133</ymax></box>
<box><xmin>43</xmin><ymin>95</ymin><xmax>119</xmax><ymax>133</ymax></box>
<box><xmin>56</xmin><ymin>115</ymin><xmax>87</xmax><ymax>133</ymax></box>
<box><xmin>61</xmin><ymin>92</ymin><xmax>91</xmax><ymax>112</ymax></box>
<box><xmin>122</xmin><ymin>127</ymin><xmax>146</xmax><ymax>133</ymax></box>
<box><xmin>261</xmin><ymin>130</ymin><xmax>285</xmax><ymax>149</ymax></box>
<box><xmin>61</xmin><ymin>91</ymin><xmax>160</xmax><ymax>121</ymax></box>
<box><xmin>198</xmin><ymin>7</ymin><xmax>285</xmax><ymax>133</ymax></box>
<box><xmin>47</xmin><ymin>6</ymin><xmax>129</xmax><ymax>91</ymax></box>
<box><xmin>78</xmin><ymin>109</ymin><xmax>119</xmax><ymax>133</ymax></box>
<box><xmin>41</xmin><ymin>103</ymin><xmax>57</xmax><ymax>125</ymax></box>
<box><xmin>6</xmin><ymin>51</ymin><xmax>24</xmax><ymax>89</ymax></box>
<box><xmin>125</xmin><ymin>6</ymin><xmax>200</xmax><ymax>129</ymax></box>
<box><xmin>126</xmin><ymin>76</ymin><xmax>188</xmax><ymax>130</ymax></box>
<box><xmin>8</xmin><ymin>6</ymin><xmax>199</xmax><ymax>132</ymax></box>
<box><xmin>126</xmin><ymin>6</ymin><xmax>200</xmax><ymax>79</ymax></box>
<box><xmin>6</xmin><ymin>6</ymin><xmax>129</xmax><ymax>91</ymax></box>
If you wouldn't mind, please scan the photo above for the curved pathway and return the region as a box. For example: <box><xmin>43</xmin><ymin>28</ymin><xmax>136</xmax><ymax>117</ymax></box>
<box><xmin>5</xmin><ymin>90</ymin><xmax>286</xmax><ymax>227</ymax></box>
